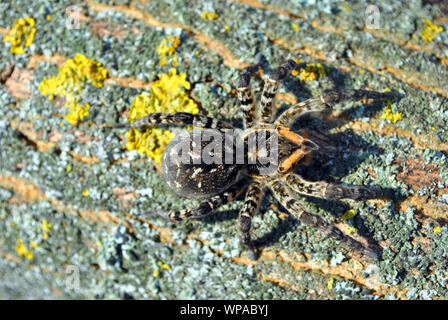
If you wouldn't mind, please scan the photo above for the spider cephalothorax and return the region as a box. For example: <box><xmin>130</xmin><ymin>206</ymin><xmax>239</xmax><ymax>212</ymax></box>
<box><xmin>116</xmin><ymin>56</ymin><xmax>397</xmax><ymax>260</ymax></box>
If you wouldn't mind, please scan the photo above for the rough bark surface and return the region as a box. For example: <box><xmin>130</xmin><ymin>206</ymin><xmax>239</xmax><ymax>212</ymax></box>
<box><xmin>0</xmin><ymin>0</ymin><xmax>448</xmax><ymax>299</ymax></box>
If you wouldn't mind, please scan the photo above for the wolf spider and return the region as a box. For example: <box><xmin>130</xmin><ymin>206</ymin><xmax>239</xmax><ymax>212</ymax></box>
<box><xmin>116</xmin><ymin>56</ymin><xmax>397</xmax><ymax>260</ymax></box>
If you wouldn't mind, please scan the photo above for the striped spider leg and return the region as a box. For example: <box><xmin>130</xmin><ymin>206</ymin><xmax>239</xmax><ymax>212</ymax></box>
<box><xmin>236</xmin><ymin>54</ymin><xmax>263</xmax><ymax>128</ymax></box>
<box><xmin>151</xmin><ymin>177</ymin><xmax>265</xmax><ymax>260</ymax></box>
<box><xmin>114</xmin><ymin>112</ymin><xmax>233</xmax><ymax>130</ymax></box>
<box><xmin>285</xmin><ymin>173</ymin><xmax>385</xmax><ymax>201</ymax></box>
<box><xmin>259</xmin><ymin>59</ymin><xmax>303</xmax><ymax>123</ymax></box>
<box><xmin>269</xmin><ymin>179</ymin><xmax>380</xmax><ymax>259</ymax></box>
<box><xmin>236</xmin><ymin>57</ymin><xmax>305</xmax><ymax>125</ymax></box>
<box><xmin>151</xmin><ymin>178</ymin><xmax>248</xmax><ymax>221</ymax></box>
<box><xmin>238</xmin><ymin>180</ymin><xmax>265</xmax><ymax>259</ymax></box>
<box><xmin>275</xmin><ymin>89</ymin><xmax>398</xmax><ymax>127</ymax></box>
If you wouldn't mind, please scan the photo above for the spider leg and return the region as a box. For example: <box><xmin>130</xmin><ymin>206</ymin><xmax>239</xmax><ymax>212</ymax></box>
<box><xmin>260</xmin><ymin>60</ymin><xmax>300</xmax><ymax>123</ymax></box>
<box><xmin>147</xmin><ymin>179</ymin><xmax>247</xmax><ymax>221</ymax></box>
<box><xmin>238</xmin><ymin>181</ymin><xmax>264</xmax><ymax>258</ymax></box>
<box><xmin>275</xmin><ymin>89</ymin><xmax>398</xmax><ymax>126</ymax></box>
<box><xmin>115</xmin><ymin>112</ymin><xmax>233</xmax><ymax>130</ymax></box>
<box><xmin>237</xmin><ymin>54</ymin><xmax>263</xmax><ymax>128</ymax></box>
<box><xmin>270</xmin><ymin>180</ymin><xmax>380</xmax><ymax>260</ymax></box>
<box><xmin>285</xmin><ymin>173</ymin><xmax>384</xmax><ymax>200</ymax></box>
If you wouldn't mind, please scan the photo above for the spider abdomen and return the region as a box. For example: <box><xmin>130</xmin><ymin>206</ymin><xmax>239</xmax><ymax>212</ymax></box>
<box><xmin>162</xmin><ymin>129</ymin><xmax>241</xmax><ymax>199</ymax></box>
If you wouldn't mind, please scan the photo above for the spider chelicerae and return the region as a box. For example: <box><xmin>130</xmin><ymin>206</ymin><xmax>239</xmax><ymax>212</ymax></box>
<box><xmin>115</xmin><ymin>56</ymin><xmax>397</xmax><ymax>260</ymax></box>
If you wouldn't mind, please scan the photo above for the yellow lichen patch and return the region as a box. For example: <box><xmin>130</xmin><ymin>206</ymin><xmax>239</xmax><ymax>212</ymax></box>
<box><xmin>38</xmin><ymin>53</ymin><xmax>107</xmax><ymax>125</ymax></box>
<box><xmin>65</xmin><ymin>102</ymin><xmax>90</xmax><ymax>126</ymax></box>
<box><xmin>380</xmin><ymin>99</ymin><xmax>403</xmax><ymax>124</ymax></box>
<box><xmin>171</xmin><ymin>54</ymin><xmax>179</xmax><ymax>67</ymax></box>
<box><xmin>291</xmin><ymin>59</ymin><xmax>304</xmax><ymax>76</ymax></box>
<box><xmin>342</xmin><ymin>209</ymin><xmax>356</xmax><ymax>220</ymax></box>
<box><xmin>342</xmin><ymin>209</ymin><xmax>358</xmax><ymax>234</ymax></box>
<box><xmin>158</xmin><ymin>260</ymin><xmax>171</xmax><ymax>270</ymax></box>
<box><xmin>295</xmin><ymin>63</ymin><xmax>326</xmax><ymax>82</ymax></box>
<box><xmin>327</xmin><ymin>277</ymin><xmax>334</xmax><ymax>290</ymax></box>
<box><xmin>14</xmin><ymin>239</ymin><xmax>34</xmax><ymax>260</ymax></box>
<box><xmin>157</xmin><ymin>35</ymin><xmax>181</xmax><ymax>66</ymax></box>
<box><xmin>201</xmin><ymin>11</ymin><xmax>219</xmax><ymax>21</ymax></box>
<box><xmin>153</xmin><ymin>260</ymin><xmax>171</xmax><ymax>277</ymax></box>
<box><xmin>421</xmin><ymin>19</ymin><xmax>443</xmax><ymax>43</ymax></box>
<box><xmin>125</xmin><ymin>68</ymin><xmax>198</xmax><ymax>163</ymax></box>
<box><xmin>40</xmin><ymin>219</ymin><xmax>52</xmax><ymax>240</ymax></box>
<box><xmin>39</xmin><ymin>53</ymin><xmax>108</xmax><ymax>91</ymax></box>
<box><xmin>345</xmin><ymin>225</ymin><xmax>358</xmax><ymax>235</ymax></box>
<box><xmin>2</xmin><ymin>17</ymin><xmax>36</xmax><ymax>55</ymax></box>
<box><xmin>41</xmin><ymin>219</ymin><xmax>52</xmax><ymax>233</ymax></box>
<box><xmin>340</xmin><ymin>3</ymin><xmax>352</xmax><ymax>11</ymax></box>
<box><xmin>434</xmin><ymin>226</ymin><xmax>442</xmax><ymax>234</ymax></box>
<box><xmin>126</xmin><ymin>128</ymin><xmax>175</xmax><ymax>164</ymax></box>
<box><xmin>291</xmin><ymin>23</ymin><xmax>300</xmax><ymax>32</ymax></box>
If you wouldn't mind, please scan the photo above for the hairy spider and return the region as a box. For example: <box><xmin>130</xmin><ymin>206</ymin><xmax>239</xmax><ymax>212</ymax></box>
<box><xmin>115</xmin><ymin>56</ymin><xmax>397</xmax><ymax>260</ymax></box>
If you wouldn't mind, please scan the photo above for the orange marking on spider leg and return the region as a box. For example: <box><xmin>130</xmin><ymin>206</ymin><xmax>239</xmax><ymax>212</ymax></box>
<box><xmin>278</xmin><ymin>127</ymin><xmax>318</xmax><ymax>150</ymax></box>
<box><xmin>279</xmin><ymin>148</ymin><xmax>307</xmax><ymax>173</ymax></box>
<box><xmin>277</xmin><ymin>127</ymin><xmax>317</xmax><ymax>173</ymax></box>
<box><xmin>277</xmin><ymin>126</ymin><xmax>307</xmax><ymax>145</ymax></box>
